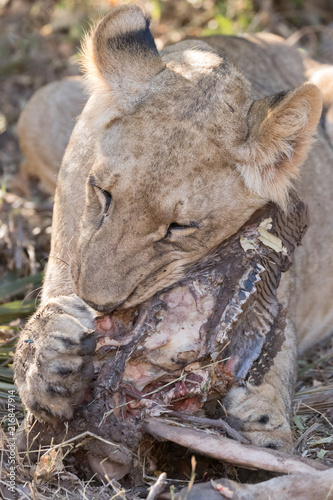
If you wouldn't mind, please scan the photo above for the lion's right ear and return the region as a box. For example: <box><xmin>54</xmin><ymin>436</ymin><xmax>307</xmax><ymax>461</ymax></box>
<box><xmin>81</xmin><ymin>5</ymin><xmax>165</xmax><ymax>111</ymax></box>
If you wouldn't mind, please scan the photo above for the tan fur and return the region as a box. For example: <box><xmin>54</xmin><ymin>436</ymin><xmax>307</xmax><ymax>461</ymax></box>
<box><xmin>14</xmin><ymin>6</ymin><xmax>333</xmax><ymax>453</ymax></box>
<box><xmin>310</xmin><ymin>66</ymin><xmax>333</xmax><ymax>143</ymax></box>
<box><xmin>236</xmin><ymin>82</ymin><xmax>322</xmax><ymax>209</ymax></box>
<box><xmin>18</xmin><ymin>77</ymin><xmax>86</xmax><ymax>194</ymax></box>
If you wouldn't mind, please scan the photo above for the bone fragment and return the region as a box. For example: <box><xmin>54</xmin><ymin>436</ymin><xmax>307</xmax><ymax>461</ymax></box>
<box><xmin>143</xmin><ymin>417</ymin><xmax>328</xmax><ymax>475</ymax></box>
<box><xmin>147</xmin><ymin>472</ymin><xmax>168</xmax><ymax>500</ymax></box>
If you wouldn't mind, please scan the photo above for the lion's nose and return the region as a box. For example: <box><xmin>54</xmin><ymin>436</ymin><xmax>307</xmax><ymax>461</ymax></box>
<box><xmin>81</xmin><ymin>297</ymin><xmax>126</xmax><ymax>314</ymax></box>
<box><xmin>71</xmin><ymin>259</ymin><xmax>127</xmax><ymax>313</ymax></box>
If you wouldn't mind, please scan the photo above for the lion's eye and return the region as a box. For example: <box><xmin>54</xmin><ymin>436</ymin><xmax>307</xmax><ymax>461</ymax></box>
<box><xmin>164</xmin><ymin>221</ymin><xmax>199</xmax><ymax>239</ymax></box>
<box><xmin>94</xmin><ymin>186</ymin><xmax>112</xmax><ymax>216</ymax></box>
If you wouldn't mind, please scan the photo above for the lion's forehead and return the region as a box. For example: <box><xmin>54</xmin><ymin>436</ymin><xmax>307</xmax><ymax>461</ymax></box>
<box><xmin>87</xmin><ymin>43</ymin><xmax>255</xmax><ymax>221</ymax></box>
<box><xmin>146</xmin><ymin>64</ymin><xmax>252</xmax><ymax>124</ymax></box>
<box><xmin>99</xmin><ymin>122</ymin><xmax>225</xmax><ymax>189</ymax></box>
<box><xmin>98</xmin><ymin>91</ymin><xmax>249</xmax><ymax>173</ymax></box>
<box><xmin>100</xmin><ymin>47</ymin><xmax>252</xmax><ymax>143</ymax></box>
<box><xmin>86</xmin><ymin>45</ymin><xmax>254</xmax><ymax>199</ymax></box>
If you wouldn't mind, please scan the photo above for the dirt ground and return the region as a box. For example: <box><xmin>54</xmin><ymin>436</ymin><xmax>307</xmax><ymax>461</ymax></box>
<box><xmin>0</xmin><ymin>1</ymin><xmax>332</xmax><ymax>499</ymax></box>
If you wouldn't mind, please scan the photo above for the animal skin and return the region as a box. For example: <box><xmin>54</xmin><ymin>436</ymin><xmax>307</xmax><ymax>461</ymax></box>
<box><xmin>14</xmin><ymin>3</ymin><xmax>333</xmax><ymax>475</ymax></box>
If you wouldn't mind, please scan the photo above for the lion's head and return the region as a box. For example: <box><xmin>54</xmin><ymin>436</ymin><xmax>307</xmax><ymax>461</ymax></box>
<box><xmin>68</xmin><ymin>5</ymin><xmax>321</xmax><ymax>313</ymax></box>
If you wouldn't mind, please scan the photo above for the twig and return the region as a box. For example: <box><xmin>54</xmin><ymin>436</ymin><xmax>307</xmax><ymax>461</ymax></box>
<box><xmin>299</xmin><ymin>403</ymin><xmax>333</xmax><ymax>429</ymax></box>
<box><xmin>294</xmin><ymin>384</ymin><xmax>333</xmax><ymax>414</ymax></box>
<box><xmin>295</xmin><ymin>422</ymin><xmax>320</xmax><ymax>449</ymax></box>
<box><xmin>46</xmin><ymin>431</ymin><xmax>121</xmax><ymax>452</ymax></box>
<box><xmin>167</xmin><ymin>411</ymin><xmax>249</xmax><ymax>444</ymax></box>
<box><xmin>147</xmin><ymin>472</ymin><xmax>167</xmax><ymax>500</ymax></box>
<box><xmin>144</xmin><ymin>417</ymin><xmax>329</xmax><ymax>475</ymax></box>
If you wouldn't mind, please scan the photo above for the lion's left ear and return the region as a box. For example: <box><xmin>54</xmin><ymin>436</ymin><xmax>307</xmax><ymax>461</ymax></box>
<box><xmin>236</xmin><ymin>82</ymin><xmax>322</xmax><ymax>208</ymax></box>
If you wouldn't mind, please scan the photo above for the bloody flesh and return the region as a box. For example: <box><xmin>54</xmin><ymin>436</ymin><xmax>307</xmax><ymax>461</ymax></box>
<box><xmin>93</xmin><ymin>193</ymin><xmax>307</xmax><ymax>421</ymax></box>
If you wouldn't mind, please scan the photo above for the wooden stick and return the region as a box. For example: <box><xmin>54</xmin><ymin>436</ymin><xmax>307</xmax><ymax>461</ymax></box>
<box><xmin>143</xmin><ymin>417</ymin><xmax>328</xmax><ymax>475</ymax></box>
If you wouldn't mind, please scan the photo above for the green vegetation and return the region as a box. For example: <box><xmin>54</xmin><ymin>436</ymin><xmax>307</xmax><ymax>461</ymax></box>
<box><xmin>0</xmin><ymin>273</ymin><xmax>43</xmax><ymax>405</ymax></box>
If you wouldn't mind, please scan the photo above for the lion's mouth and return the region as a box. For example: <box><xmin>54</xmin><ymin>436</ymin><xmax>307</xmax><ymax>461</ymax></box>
<box><xmin>89</xmin><ymin>193</ymin><xmax>307</xmax><ymax>418</ymax></box>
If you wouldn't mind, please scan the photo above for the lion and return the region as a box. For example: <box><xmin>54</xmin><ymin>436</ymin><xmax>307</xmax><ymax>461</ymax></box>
<box><xmin>14</xmin><ymin>3</ymin><xmax>333</xmax><ymax>461</ymax></box>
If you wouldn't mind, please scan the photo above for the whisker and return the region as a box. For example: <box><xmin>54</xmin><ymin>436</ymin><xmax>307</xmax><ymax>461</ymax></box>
<box><xmin>22</xmin><ymin>286</ymin><xmax>43</xmax><ymax>305</ymax></box>
<box><xmin>48</xmin><ymin>255</ymin><xmax>70</xmax><ymax>267</ymax></box>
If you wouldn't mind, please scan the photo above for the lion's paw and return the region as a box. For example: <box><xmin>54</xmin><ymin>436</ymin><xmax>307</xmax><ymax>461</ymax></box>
<box><xmin>14</xmin><ymin>296</ymin><xmax>96</xmax><ymax>423</ymax></box>
<box><xmin>223</xmin><ymin>385</ymin><xmax>293</xmax><ymax>451</ymax></box>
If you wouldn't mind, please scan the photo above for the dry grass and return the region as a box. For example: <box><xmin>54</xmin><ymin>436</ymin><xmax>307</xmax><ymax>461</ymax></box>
<box><xmin>1</xmin><ymin>340</ymin><xmax>331</xmax><ymax>499</ymax></box>
<box><xmin>293</xmin><ymin>338</ymin><xmax>333</xmax><ymax>464</ymax></box>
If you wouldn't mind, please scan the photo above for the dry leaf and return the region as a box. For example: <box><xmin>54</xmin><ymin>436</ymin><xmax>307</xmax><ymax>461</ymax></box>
<box><xmin>35</xmin><ymin>448</ymin><xmax>64</xmax><ymax>483</ymax></box>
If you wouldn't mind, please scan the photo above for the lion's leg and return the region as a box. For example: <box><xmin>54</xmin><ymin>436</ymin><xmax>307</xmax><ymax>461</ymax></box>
<box><xmin>13</xmin><ymin>253</ymin><xmax>96</xmax><ymax>422</ymax></box>
<box><xmin>14</xmin><ymin>102</ymin><xmax>97</xmax><ymax>422</ymax></box>
<box><xmin>223</xmin><ymin>317</ymin><xmax>297</xmax><ymax>451</ymax></box>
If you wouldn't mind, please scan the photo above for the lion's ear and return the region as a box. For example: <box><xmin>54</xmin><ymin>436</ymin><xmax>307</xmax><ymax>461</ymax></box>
<box><xmin>236</xmin><ymin>82</ymin><xmax>322</xmax><ymax>208</ymax></box>
<box><xmin>82</xmin><ymin>5</ymin><xmax>165</xmax><ymax>110</ymax></box>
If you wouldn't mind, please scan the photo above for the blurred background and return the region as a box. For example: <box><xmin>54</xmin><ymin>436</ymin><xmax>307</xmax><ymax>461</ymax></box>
<box><xmin>0</xmin><ymin>0</ymin><xmax>332</xmax><ymax>473</ymax></box>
